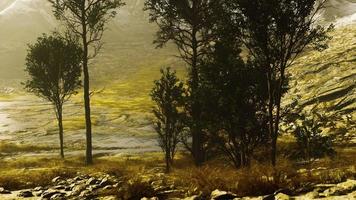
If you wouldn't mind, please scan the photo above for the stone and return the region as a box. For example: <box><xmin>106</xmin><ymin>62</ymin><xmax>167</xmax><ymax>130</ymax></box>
<box><xmin>0</xmin><ymin>187</ymin><xmax>11</xmax><ymax>194</ymax></box>
<box><xmin>53</xmin><ymin>185</ymin><xmax>66</xmax><ymax>190</ymax></box>
<box><xmin>86</xmin><ymin>177</ymin><xmax>98</xmax><ymax>185</ymax></box>
<box><xmin>337</xmin><ymin>179</ymin><xmax>356</xmax><ymax>192</ymax></box>
<box><xmin>79</xmin><ymin>189</ymin><xmax>94</xmax><ymax>198</ymax></box>
<box><xmin>100</xmin><ymin>196</ymin><xmax>117</xmax><ymax>200</ymax></box>
<box><xmin>211</xmin><ymin>189</ymin><xmax>238</xmax><ymax>200</ymax></box>
<box><xmin>323</xmin><ymin>186</ymin><xmax>346</xmax><ymax>196</ymax></box>
<box><xmin>305</xmin><ymin>191</ymin><xmax>319</xmax><ymax>199</ymax></box>
<box><xmin>103</xmin><ymin>185</ymin><xmax>113</xmax><ymax>190</ymax></box>
<box><xmin>73</xmin><ymin>176</ymin><xmax>83</xmax><ymax>181</ymax></box>
<box><xmin>33</xmin><ymin>186</ymin><xmax>44</xmax><ymax>191</ymax></box>
<box><xmin>52</xmin><ymin>176</ymin><xmax>61</xmax><ymax>183</ymax></box>
<box><xmin>99</xmin><ymin>177</ymin><xmax>111</xmax><ymax>187</ymax></box>
<box><xmin>41</xmin><ymin>189</ymin><xmax>62</xmax><ymax>199</ymax></box>
<box><xmin>183</xmin><ymin>195</ymin><xmax>202</xmax><ymax>200</ymax></box>
<box><xmin>50</xmin><ymin>193</ymin><xmax>65</xmax><ymax>200</ymax></box>
<box><xmin>88</xmin><ymin>184</ymin><xmax>100</xmax><ymax>192</ymax></box>
<box><xmin>18</xmin><ymin>190</ymin><xmax>34</xmax><ymax>197</ymax></box>
<box><xmin>70</xmin><ymin>184</ymin><xmax>87</xmax><ymax>196</ymax></box>
<box><xmin>274</xmin><ymin>193</ymin><xmax>290</xmax><ymax>200</ymax></box>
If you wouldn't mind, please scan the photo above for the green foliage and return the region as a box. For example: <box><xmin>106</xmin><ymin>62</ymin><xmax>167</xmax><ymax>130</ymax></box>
<box><xmin>198</xmin><ymin>34</ymin><xmax>269</xmax><ymax>167</ymax></box>
<box><xmin>49</xmin><ymin>0</ymin><xmax>125</xmax><ymax>164</ymax></box>
<box><xmin>24</xmin><ymin>32</ymin><xmax>83</xmax><ymax>158</ymax></box>
<box><xmin>288</xmin><ymin>108</ymin><xmax>336</xmax><ymax>161</ymax></box>
<box><xmin>151</xmin><ymin>67</ymin><xmax>185</xmax><ymax>172</ymax></box>
<box><xmin>49</xmin><ymin>0</ymin><xmax>125</xmax><ymax>53</ymax></box>
<box><xmin>232</xmin><ymin>0</ymin><xmax>333</xmax><ymax>165</ymax></box>
<box><xmin>24</xmin><ymin>32</ymin><xmax>82</xmax><ymax>105</ymax></box>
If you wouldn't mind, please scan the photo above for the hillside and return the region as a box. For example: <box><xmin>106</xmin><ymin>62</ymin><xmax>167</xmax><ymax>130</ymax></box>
<box><xmin>285</xmin><ymin>25</ymin><xmax>356</xmax><ymax>138</ymax></box>
<box><xmin>0</xmin><ymin>1</ymin><xmax>354</xmax><ymax>151</ymax></box>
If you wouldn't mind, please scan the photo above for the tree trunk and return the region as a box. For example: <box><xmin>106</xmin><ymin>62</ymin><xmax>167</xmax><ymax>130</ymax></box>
<box><xmin>165</xmin><ymin>148</ymin><xmax>170</xmax><ymax>173</ymax></box>
<box><xmin>57</xmin><ymin>106</ymin><xmax>64</xmax><ymax>159</ymax></box>
<box><xmin>83</xmin><ymin>54</ymin><xmax>93</xmax><ymax>165</ymax></box>
<box><xmin>267</xmin><ymin>72</ymin><xmax>277</xmax><ymax>166</ymax></box>
<box><xmin>81</xmin><ymin>9</ymin><xmax>93</xmax><ymax>165</ymax></box>
<box><xmin>191</xmin><ymin>21</ymin><xmax>204</xmax><ymax>166</ymax></box>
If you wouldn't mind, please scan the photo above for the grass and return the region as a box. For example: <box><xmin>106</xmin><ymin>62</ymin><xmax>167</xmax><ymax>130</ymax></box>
<box><xmin>0</xmin><ymin>142</ymin><xmax>54</xmax><ymax>154</ymax></box>
<box><xmin>0</xmin><ymin>145</ymin><xmax>355</xmax><ymax>198</ymax></box>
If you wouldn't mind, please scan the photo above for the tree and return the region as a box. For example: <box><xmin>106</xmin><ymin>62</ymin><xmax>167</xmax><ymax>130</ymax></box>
<box><xmin>24</xmin><ymin>33</ymin><xmax>82</xmax><ymax>159</ymax></box>
<box><xmin>49</xmin><ymin>0</ymin><xmax>125</xmax><ymax>164</ymax></box>
<box><xmin>234</xmin><ymin>0</ymin><xmax>333</xmax><ymax>166</ymax></box>
<box><xmin>199</xmin><ymin>33</ymin><xmax>269</xmax><ymax>167</ymax></box>
<box><xmin>151</xmin><ymin>68</ymin><xmax>185</xmax><ymax>173</ymax></box>
<box><xmin>144</xmin><ymin>0</ymin><xmax>220</xmax><ymax>166</ymax></box>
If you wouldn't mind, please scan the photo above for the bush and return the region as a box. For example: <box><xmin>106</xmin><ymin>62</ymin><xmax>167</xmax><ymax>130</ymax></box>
<box><xmin>288</xmin><ymin>107</ymin><xmax>336</xmax><ymax>161</ymax></box>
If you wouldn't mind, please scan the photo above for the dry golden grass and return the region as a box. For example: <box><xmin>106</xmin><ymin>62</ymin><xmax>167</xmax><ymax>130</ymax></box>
<box><xmin>0</xmin><ymin>142</ymin><xmax>54</xmax><ymax>154</ymax></box>
<box><xmin>0</xmin><ymin>147</ymin><xmax>355</xmax><ymax>198</ymax></box>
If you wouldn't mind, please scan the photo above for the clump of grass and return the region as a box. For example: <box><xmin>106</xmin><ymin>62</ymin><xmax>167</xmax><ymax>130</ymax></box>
<box><xmin>0</xmin><ymin>142</ymin><xmax>54</xmax><ymax>154</ymax></box>
<box><xmin>0</xmin><ymin>168</ymin><xmax>78</xmax><ymax>190</ymax></box>
<box><xmin>116</xmin><ymin>176</ymin><xmax>157</xmax><ymax>200</ymax></box>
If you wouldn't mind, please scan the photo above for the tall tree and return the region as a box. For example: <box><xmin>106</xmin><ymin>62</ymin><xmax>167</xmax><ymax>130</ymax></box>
<box><xmin>48</xmin><ymin>0</ymin><xmax>125</xmax><ymax>164</ymax></box>
<box><xmin>199</xmin><ymin>28</ymin><xmax>269</xmax><ymax>167</ymax></box>
<box><xmin>144</xmin><ymin>0</ymin><xmax>219</xmax><ymax>166</ymax></box>
<box><xmin>24</xmin><ymin>33</ymin><xmax>82</xmax><ymax>159</ymax></box>
<box><xmin>234</xmin><ymin>0</ymin><xmax>333</xmax><ymax>166</ymax></box>
<box><xmin>151</xmin><ymin>68</ymin><xmax>185</xmax><ymax>173</ymax></box>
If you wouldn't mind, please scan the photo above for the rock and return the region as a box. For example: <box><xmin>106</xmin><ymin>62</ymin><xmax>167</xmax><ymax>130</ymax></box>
<box><xmin>99</xmin><ymin>177</ymin><xmax>111</xmax><ymax>187</ymax></box>
<box><xmin>0</xmin><ymin>187</ymin><xmax>11</xmax><ymax>194</ymax></box>
<box><xmin>323</xmin><ymin>186</ymin><xmax>346</xmax><ymax>196</ymax></box>
<box><xmin>274</xmin><ymin>188</ymin><xmax>292</xmax><ymax>196</ymax></box>
<box><xmin>33</xmin><ymin>186</ymin><xmax>44</xmax><ymax>191</ymax></box>
<box><xmin>50</xmin><ymin>193</ymin><xmax>65</xmax><ymax>200</ymax></box>
<box><xmin>52</xmin><ymin>176</ymin><xmax>61</xmax><ymax>183</ymax></box>
<box><xmin>53</xmin><ymin>185</ymin><xmax>66</xmax><ymax>190</ymax></box>
<box><xmin>321</xmin><ymin>179</ymin><xmax>356</xmax><ymax>197</ymax></box>
<box><xmin>336</xmin><ymin>179</ymin><xmax>356</xmax><ymax>192</ymax></box>
<box><xmin>274</xmin><ymin>193</ymin><xmax>290</xmax><ymax>200</ymax></box>
<box><xmin>183</xmin><ymin>195</ymin><xmax>202</xmax><ymax>200</ymax></box>
<box><xmin>18</xmin><ymin>190</ymin><xmax>34</xmax><ymax>197</ymax></box>
<box><xmin>70</xmin><ymin>184</ymin><xmax>87</xmax><ymax>196</ymax></box>
<box><xmin>88</xmin><ymin>184</ymin><xmax>100</xmax><ymax>192</ymax></box>
<box><xmin>348</xmin><ymin>190</ymin><xmax>356</xmax><ymax>198</ymax></box>
<box><xmin>73</xmin><ymin>176</ymin><xmax>83</xmax><ymax>181</ymax></box>
<box><xmin>99</xmin><ymin>196</ymin><xmax>117</xmax><ymax>200</ymax></box>
<box><xmin>86</xmin><ymin>177</ymin><xmax>98</xmax><ymax>185</ymax></box>
<box><xmin>41</xmin><ymin>189</ymin><xmax>62</xmax><ymax>199</ymax></box>
<box><xmin>305</xmin><ymin>190</ymin><xmax>319</xmax><ymax>199</ymax></box>
<box><xmin>141</xmin><ymin>197</ymin><xmax>159</xmax><ymax>200</ymax></box>
<box><xmin>79</xmin><ymin>190</ymin><xmax>92</xmax><ymax>198</ymax></box>
<box><xmin>103</xmin><ymin>185</ymin><xmax>113</xmax><ymax>190</ymax></box>
<box><xmin>262</xmin><ymin>194</ymin><xmax>274</xmax><ymax>200</ymax></box>
<box><xmin>211</xmin><ymin>189</ymin><xmax>238</xmax><ymax>200</ymax></box>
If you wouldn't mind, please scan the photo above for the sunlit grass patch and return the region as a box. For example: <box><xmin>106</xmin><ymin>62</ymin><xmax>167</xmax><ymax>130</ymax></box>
<box><xmin>0</xmin><ymin>142</ymin><xmax>54</xmax><ymax>154</ymax></box>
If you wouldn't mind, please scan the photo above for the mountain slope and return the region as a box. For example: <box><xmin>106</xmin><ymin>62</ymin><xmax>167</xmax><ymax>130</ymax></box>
<box><xmin>285</xmin><ymin>25</ymin><xmax>356</xmax><ymax>138</ymax></box>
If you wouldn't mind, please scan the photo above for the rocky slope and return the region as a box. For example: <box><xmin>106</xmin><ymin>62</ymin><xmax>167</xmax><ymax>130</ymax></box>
<box><xmin>0</xmin><ymin>173</ymin><xmax>355</xmax><ymax>200</ymax></box>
